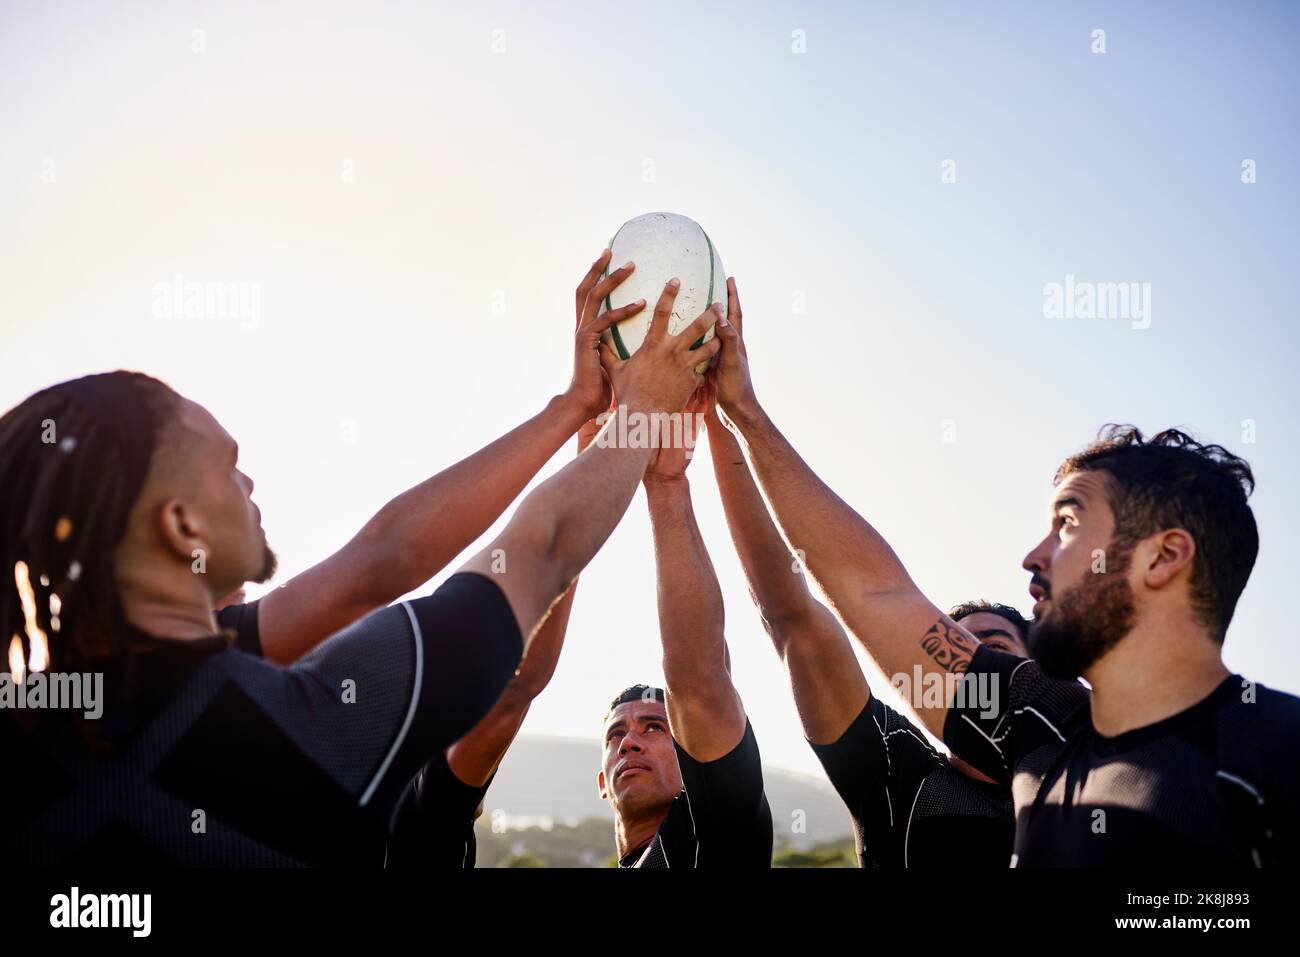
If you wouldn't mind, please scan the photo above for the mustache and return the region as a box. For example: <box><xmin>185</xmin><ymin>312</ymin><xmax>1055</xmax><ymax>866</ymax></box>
<box><xmin>1030</xmin><ymin>574</ymin><xmax>1051</xmax><ymax>598</ymax></box>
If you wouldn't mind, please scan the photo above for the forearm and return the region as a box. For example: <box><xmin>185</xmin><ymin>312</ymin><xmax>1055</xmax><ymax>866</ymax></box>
<box><xmin>707</xmin><ymin>413</ymin><xmax>821</xmax><ymax>637</ymax></box>
<box><xmin>726</xmin><ymin>405</ymin><xmax>915</xmax><ymax>597</ymax></box>
<box><xmin>460</xmin><ymin>408</ymin><xmax>653</xmax><ymax>643</ymax></box>
<box><xmin>349</xmin><ymin>393</ymin><xmax>587</xmax><ymax>600</ymax></box>
<box><xmin>709</xmin><ymin>413</ymin><xmax>871</xmax><ymax>742</ymax></box>
<box><xmin>445</xmin><ymin>542</ymin><xmax>579</xmax><ymax>788</ymax></box>
<box><xmin>254</xmin><ymin>394</ymin><xmax>585</xmax><ymax>665</ymax></box>
<box><xmin>646</xmin><ymin>476</ymin><xmax>728</xmax><ymax>686</ymax></box>
<box><xmin>725</xmin><ymin>404</ymin><xmax>967</xmax><ymax>738</ymax></box>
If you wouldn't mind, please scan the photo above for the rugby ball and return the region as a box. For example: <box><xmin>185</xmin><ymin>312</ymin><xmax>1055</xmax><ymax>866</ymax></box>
<box><xmin>600</xmin><ymin>212</ymin><xmax>725</xmax><ymax>374</ymax></box>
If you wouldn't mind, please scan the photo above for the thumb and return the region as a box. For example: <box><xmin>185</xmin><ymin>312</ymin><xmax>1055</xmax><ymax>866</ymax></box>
<box><xmin>599</xmin><ymin>337</ymin><xmax>624</xmax><ymax>372</ymax></box>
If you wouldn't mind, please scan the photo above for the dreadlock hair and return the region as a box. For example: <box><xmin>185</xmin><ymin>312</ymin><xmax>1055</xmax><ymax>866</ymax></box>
<box><xmin>0</xmin><ymin>372</ymin><xmax>180</xmax><ymax>678</ymax></box>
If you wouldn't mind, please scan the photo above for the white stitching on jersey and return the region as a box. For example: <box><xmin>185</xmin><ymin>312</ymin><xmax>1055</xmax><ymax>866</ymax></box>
<box><xmin>959</xmin><ymin>713</ymin><xmax>1008</xmax><ymax>770</ymax></box>
<box><xmin>1216</xmin><ymin>770</ymin><xmax>1264</xmax><ymax>804</ymax></box>
<box><xmin>1007</xmin><ymin>706</ymin><xmax>1067</xmax><ymax>743</ymax></box>
<box><xmin>891</xmin><ymin>726</ymin><xmax>942</xmax><ymax>759</ymax></box>
<box><xmin>359</xmin><ymin>603</ymin><xmax>424</xmax><ymax>807</ymax></box>
<box><xmin>903</xmin><ymin>779</ymin><xmax>926</xmax><ymax>867</ymax></box>
<box><xmin>873</xmin><ymin>711</ymin><xmax>892</xmax><ymax>777</ymax></box>
<box><xmin>1216</xmin><ymin>771</ymin><xmax>1266</xmax><ymax>868</ymax></box>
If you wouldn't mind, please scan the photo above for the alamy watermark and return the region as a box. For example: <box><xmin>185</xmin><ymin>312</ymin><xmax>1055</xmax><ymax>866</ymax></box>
<box><xmin>152</xmin><ymin>274</ymin><xmax>261</xmax><ymax>329</ymax></box>
<box><xmin>890</xmin><ymin>666</ymin><xmax>1000</xmax><ymax>720</ymax></box>
<box><xmin>50</xmin><ymin>887</ymin><xmax>150</xmax><ymax>937</ymax></box>
<box><xmin>1042</xmin><ymin>274</ymin><xmax>1151</xmax><ymax>330</ymax></box>
<box><xmin>0</xmin><ymin>670</ymin><xmax>103</xmax><ymax>719</ymax></box>
<box><xmin>592</xmin><ymin>406</ymin><xmax>705</xmax><ymax>459</ymax></box>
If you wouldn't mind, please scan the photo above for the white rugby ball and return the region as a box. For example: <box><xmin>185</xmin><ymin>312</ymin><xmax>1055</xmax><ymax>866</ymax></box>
<box><xmin>600</xmin><ymin>212</ymin><xmax>725</xmax><ymax>374</ymax></box>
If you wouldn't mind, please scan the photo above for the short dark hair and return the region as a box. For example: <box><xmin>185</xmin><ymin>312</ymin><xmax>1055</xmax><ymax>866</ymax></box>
<box><xmin>949</xmin><ymin>600</ymin><xmax>1031</xmax><ymax>641</ymax></box>
<box><xmin>1055</xmin><ymin>425</ymin><xmax>1258</xmax><ymax>641</ymax></box>
<box><xmin>605</xmin><ymin>684</ymin><xmax>666</xmax><ymax>721</ymax></box>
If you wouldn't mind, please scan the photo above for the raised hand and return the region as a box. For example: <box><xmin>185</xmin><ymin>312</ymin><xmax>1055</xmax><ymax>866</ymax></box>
<box><xmin>568</xmin><ymin>250</ymin><xmax>646</xmax><ymax>420</ymax></box>
<box><xmin>710</xmin><ymin>277</ymin><xmax>759</xmax><ymax>422</ymax></box>
<box><xmin>644</xmin><ymin>385</ymin><xmax>710</xmax><ymax>482</ymax></box>
<box><xmin>599</xmin><ymin>278</ymin><xmax>723</xmax><ymax>416</ymax></box>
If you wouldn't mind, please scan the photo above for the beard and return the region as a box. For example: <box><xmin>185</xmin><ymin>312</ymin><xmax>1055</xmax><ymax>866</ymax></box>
<box><xmin>250</xmin><ymin>543</ymin><xmax>278</xmax><ymax>585</ymax></box>
<box><xmin>1028</xmin><ymin>541</ymin><xmax>1137</xmax><ymax>680</ymax></box>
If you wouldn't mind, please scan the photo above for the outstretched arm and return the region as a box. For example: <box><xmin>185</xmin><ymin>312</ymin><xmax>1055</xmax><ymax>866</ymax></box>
<box><xmin>444</xmin><ymin>419</ymin><xmax>601</xmax><ymax>787</ymax></box>
<box><xmin>705</xmin><ymin>402</ymin><xmax>868</xmax><ymax>744</ymax></box>
<box><xmin>250</xmin><ymin>251</ymin><xmax>641</xmax><ymax>665</ymax></box>
<box><xmin>644</xmin><ymin>392</ymin><xmax>746</xmax><ymax>762</ymax></box>
<box><xmin>710</xmin><ymin>279</ymin><xmax>975</xmax><ymax>738</ymax></box>
<box><xmin>459</xmin><ymin>279</ymin><xmax>723</xmax><ymax>657</ymax></box>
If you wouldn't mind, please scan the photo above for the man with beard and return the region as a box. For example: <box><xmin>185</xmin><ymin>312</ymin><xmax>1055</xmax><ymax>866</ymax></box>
<box><xmin>705</xmin><ymin>276</ymin><xmax>1300</xmax><ymax>866</ymax></box>
<box><xmin>595</xmin><ymin>391</ymin><xmax>773</xmax><ymax>868</ymax></box>
<box><xmin>707</xmin><ymin>392</ymin><xmax>1025</xmax><ymax>866</ymax></box>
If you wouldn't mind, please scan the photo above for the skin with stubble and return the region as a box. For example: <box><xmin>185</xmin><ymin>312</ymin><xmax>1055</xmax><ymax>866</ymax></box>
<box><xmin>598</xmin><ymin>700</ymin><xmax>684</xmax><ymax>858</ymax></box>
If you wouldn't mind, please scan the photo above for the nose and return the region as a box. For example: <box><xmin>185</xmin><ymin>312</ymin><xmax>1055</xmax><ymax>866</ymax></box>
<box><xmin>619</xmin><ymin>731</ymin><xmax>644</xmax><ymax>756</ymax></box>
<box><xmin>1023</xmin><ymin>533</ymin><xmax>1052</xmax><ymax>575</ymax></box>
<box><xmin>238</xmin><ymin>470</ymin><xmax>255</xmax><ymax>497</ymax></box>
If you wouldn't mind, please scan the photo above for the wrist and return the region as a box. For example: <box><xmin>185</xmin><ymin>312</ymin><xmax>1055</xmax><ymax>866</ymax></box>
<box><xmin>643</xmin><ymin>472</ymin><xmax>689</xmax><ymax>490</ymax></box>
<box><xmin>721</xmin><ymin>395</ymin><xmax>764</xmax><ymax>433</ymax></box>
<box><xmin>551</xmin><ymin>392</ymin><xmax>591</xmax><ymax>430</ymax></box>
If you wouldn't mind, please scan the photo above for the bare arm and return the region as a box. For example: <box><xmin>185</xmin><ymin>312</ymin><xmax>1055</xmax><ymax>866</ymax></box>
<box><xmin>255</xmin><ymin>396</ymin><xmax>586</xmax><ymax>664</ymax></box>
<box><xmin>710</xmin><ymin>279</ymin><xmax>975</xmax><ymax>738</ymax></box>
<box><xmin>705</xmin><ymin>404</ymin><xmax>869</xmax><ymax>744</ymax></box>
<box><xmin>443</xmin><ymin>418</ymin><xmax>601</xmax><ymax>787</ymax></box>
<box><xmin>643</xmin><ymin>396</ymin><xmax>746</xmax><ymax>762</ymax></box>
<box><xmin>446</xmin><ymin>578</ymin><xmax>577</xmax><ymax>786</ymax></box>
<box><xmin>459</xmin><ymin>280</ymin><xmax>723</xmax><ymax>656</ymax></box>
<box><xmin>250</xmin><ymin>252</ymin><xmax>644</xmax><ymax>665</ymax></box>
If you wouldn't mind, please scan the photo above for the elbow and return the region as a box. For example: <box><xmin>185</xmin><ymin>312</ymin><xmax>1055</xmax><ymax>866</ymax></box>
<box><xmin>759</xmin><ymin>609</ymin><xmax>814</xmax><ymax>658</ymax></box>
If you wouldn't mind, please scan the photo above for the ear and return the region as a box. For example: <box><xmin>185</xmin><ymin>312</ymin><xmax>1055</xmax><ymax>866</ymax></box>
<box><xmin>597</xmin><ymin>769</ymin><xmax>608</xmax><ymax>801</ymax></box>
<box><xmin>1141</xmin><ymin>528</ymin><xmax>1196</xmax><ymax>591</ymax></box>
<box><xmin>156</xmin><ymin>496</ymin><xmax>206</xmax><ymax>563</ymax></box>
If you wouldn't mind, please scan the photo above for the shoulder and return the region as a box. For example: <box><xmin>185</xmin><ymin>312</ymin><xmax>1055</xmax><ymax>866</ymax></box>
<box><xmin>1216</xmin><ymin>677</ymin><xmax>1300</xmax><ymax>771</ymax></box>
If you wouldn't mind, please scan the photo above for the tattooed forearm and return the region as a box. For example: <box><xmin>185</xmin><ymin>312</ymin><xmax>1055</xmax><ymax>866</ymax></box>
<box><xmin>920</xmin><ymin>617</ymin><xmax>978</xmax><ymax>674</ymax></box>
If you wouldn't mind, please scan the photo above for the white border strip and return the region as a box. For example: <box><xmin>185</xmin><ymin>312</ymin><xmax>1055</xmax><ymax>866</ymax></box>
<box><xmin>359</xmin><ymin>602</ymin><xmax>425</xmax><ymax>807</ymax></box>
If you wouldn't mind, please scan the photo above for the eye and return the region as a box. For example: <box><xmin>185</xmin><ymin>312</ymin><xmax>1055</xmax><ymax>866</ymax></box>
<box><xmin>646</xmin><ymin>723</ymin><xmax>664</xmax><ymax>732</ymax></box>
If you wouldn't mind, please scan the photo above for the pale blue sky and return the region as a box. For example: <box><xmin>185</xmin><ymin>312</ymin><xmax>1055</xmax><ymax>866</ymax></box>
<box><xmin>3</xmin><ymin>1</ymin><xmax>1297</xmax><ymax>792</ymax></box>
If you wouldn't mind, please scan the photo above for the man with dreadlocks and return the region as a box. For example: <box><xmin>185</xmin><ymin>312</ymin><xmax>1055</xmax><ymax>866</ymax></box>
<box><xmin>0</xmin><ymin>264</ymin><xmax>722</xmax><ymax>865</ymax></box>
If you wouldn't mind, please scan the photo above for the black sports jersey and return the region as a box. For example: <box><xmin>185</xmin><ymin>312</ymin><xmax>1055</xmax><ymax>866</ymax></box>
<box><xmin>619</xmin><ymin>719</ymin><xmax>772</xmax><ymax>868</ymax></box>
<box><xmin>4</xmin><ymin>573</ymin><xmax>521</xmax><ymax>866</ymax></box>
<box><xmin>944</xmin><ymin>645</ymin><xmax>1300</xmax><ymax>867</ymax></box>
<box><xmin>215</xmin><ymin>599</ymin><xmax>264</xmax><ymax>657</ymax></box>
<box><xmin>811</xmin><ymin>695</ymin><xmax>1013</xmax><ymax>867</ymax></box>
<box><xmin>386</xmin><ymin>752</ymin><xmax>491</xmax><ymax>869</ymax></box>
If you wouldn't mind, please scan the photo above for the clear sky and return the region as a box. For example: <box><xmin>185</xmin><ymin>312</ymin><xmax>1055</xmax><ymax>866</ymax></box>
<box><xmin>3</xmin><ymin>0</ymin><xmax>1298</xmax><ymax>779</ymax></box>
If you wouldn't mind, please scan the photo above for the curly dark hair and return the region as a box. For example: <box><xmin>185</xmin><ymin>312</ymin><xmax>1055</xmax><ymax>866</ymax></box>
<box><xmin>1055</xmin><ymin>425</ymin><xmax>1258</xmax><ymax>641</ymax></box>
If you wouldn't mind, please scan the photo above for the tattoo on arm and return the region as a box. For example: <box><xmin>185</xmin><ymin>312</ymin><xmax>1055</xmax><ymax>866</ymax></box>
<box><xmin>920</xmin><ymin>617</ymin><xmax>978</xmax><ymax>674</ymax></box>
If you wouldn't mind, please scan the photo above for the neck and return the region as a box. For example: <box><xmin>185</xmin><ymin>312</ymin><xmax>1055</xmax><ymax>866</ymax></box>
<box><xmin>614</xmin><ymin>802</ymin><xmax>673</xmax><ymax>860</ymax></box>
<box><xmin>1084</xmin><ymin>605</ymin><xmax>1229</xmax><ymax>737</ymax></box>
<box><xmin>115</xmin><ymin>549</ymin><xmax>219</xmax><ymax>641</ymax></box>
